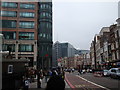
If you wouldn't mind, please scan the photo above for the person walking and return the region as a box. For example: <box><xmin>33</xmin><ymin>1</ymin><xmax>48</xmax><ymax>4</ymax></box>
<box><xmin>23</xmin><ymin>76</ymin><xmax>29</xmax><ymax>90</ymax></box>
<box><xmin>37</xmin><ymin>69</ymin><xmax>43</xmax><ymax>88</ymax></box>
<box><xmin>45</xmin><ymin>75</ymin><xmax>65</xmax><ymax>90</ymax></box>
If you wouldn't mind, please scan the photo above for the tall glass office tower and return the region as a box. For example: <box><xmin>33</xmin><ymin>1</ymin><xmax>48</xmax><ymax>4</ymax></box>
<box><xmin>37</xmin><ymin>1</ymin><xmax>53</xmax><ymax>70</ymax></box>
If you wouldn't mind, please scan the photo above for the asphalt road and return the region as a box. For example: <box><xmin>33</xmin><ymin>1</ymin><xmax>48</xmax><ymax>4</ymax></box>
<box><xmin>79</xmin><ymin>73</ymin><xmax>120</xmax><ymax>90</ymax></box>
<box><xmin>66</xmin><ymin>71</ymin><xmax>120</xmax><ymax>90</ymax></box>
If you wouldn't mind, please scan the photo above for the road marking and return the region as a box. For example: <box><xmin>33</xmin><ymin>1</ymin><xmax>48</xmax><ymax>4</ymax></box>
<box><xmin>65</xmin><ymin>74</ymin><xmax>75</xmax><ymax>88</ymax></box>
<box><xmin>75</xmin><ymin>84</ymin><xmax>90</xmax><ymax>88</ymax></box>
<box><xmin>76</xmin><ymin>75</ymin><xmax>110</xmax><ymax>90</ymax></box>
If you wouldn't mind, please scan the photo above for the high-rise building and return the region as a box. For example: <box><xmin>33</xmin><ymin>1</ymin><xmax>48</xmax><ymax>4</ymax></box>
<box><xmin>37</xmin><ymin>1</ymin><xmax>53</xmax><ymax>70</ymax></box>
<box><xmin>1</xmin><ymin>2</ymin><xmax>38</xmax><ymax>68</ymax></box>
<box><xmin>0</xmin><ymin>1</ymin><xmax>53</xmax><ymax>70</ymax></box>
<box><xmin>52</xmin><ymin>41</ymin><xmax>62</xmax><ymax>67</ymax></box>
<box><xmin>53</xmin><ymin>41</ymin><xmax>75</xmax><ymax>67</ymax></box>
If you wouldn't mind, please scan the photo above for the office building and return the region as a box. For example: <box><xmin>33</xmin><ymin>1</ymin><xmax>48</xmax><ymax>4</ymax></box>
<box><xmin>37</xmin><ymin>1</ymin><xmax>53</xmax><ymax>70</ymax></box>
<box><xmin>1</xmin><ymin>1</ymin><xmax>53</xmax><ymax>70</ymax></box>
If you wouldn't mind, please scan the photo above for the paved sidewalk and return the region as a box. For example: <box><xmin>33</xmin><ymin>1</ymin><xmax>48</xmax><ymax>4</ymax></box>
<box><xmin>29</xmin><ymin>76</ymin><xmax>70</xmax><ymax>89</ymax></box>
<box><xmin>29</xmin><ymin>77</ymin><xmax>47</xmax><ymax>89</ymax></box>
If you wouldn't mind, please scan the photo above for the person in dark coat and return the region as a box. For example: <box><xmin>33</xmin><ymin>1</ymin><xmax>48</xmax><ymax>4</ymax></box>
<box><xmin>37</xmin><ymin>69</ymin><xmax>43</xmax><ymax>88</ymax></box>
<box><xmin>45</xmin><ymin>75</ymin><xmax>65</xmax><ymax>90</ymax></box>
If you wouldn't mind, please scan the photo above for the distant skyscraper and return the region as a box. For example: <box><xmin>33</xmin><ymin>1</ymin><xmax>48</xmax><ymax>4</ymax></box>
<box><xmin>53</xmin><ymin>41</ymin><xmax>75</xmax><ymax>66</ymax></box>
<box><xmin>52</xmin><ymin>41</ymin><xmax>62</xmax><ymax>67</ymax></box>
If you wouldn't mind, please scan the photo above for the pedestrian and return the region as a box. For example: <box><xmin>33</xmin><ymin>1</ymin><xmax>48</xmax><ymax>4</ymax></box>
<box><xmin>45</xmin><ymin>75</ymin><xmax>65</xmax><ymax>90</ymax></box>
<box><xmin>23</xmin><ymin>76</ymin><xmax>29</xmax><ymax>90</ymax></box>
<box><xmin>52</xmin><ymin>70</ymin><xmax>58</xmax><ymax>76</ymax></box>
<box><xmin>37</xmin><ymin>69</ymin><xmax>43</xmax><ymax>88</ymax></box>
<box><xmin>45</xmin><ymin>70</ymin><xmax>52</xmax><ymax>83</ymax></box>
<box><xmin>43</xmin><ymin>70</ymin><xmax>47</xmax><ymax>83</ymax></box>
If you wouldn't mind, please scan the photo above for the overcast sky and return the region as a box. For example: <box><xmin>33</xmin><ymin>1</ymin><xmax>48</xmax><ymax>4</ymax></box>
<box><xmin>53</xmin><ymin>0</ymin><xmax>118</xmax><ymax>50</ymax></box>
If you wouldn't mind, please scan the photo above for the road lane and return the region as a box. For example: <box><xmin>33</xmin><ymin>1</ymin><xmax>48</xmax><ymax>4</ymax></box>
<box><xmin>65</xmin><ymin>73</ymin><xmax>107</xmax><ymax>90</ymax></box>
<box><xmin>79</xmin><ymin>73</ymin><xmax>120</xmax><ymax>90</ymax></box>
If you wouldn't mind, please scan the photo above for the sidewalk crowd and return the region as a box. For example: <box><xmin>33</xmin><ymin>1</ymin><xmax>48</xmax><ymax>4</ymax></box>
<box><xmin>20</xmin><ymin>67</ymin><xmax>66</xmax><ymax>90</ymax></box>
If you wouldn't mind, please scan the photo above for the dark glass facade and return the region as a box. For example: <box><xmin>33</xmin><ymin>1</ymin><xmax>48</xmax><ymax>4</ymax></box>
<box><xmin>37</xmin><ymin>2</ymin><xmax>52</xmax><ymax>70</ymax></box>
<box><xmin>2</xmin><ymin>31</ymin><xmax>16</xmax><ymax>39</ymax></box>
<box><xmin>2</xmin><ymin>20</ymin><xmax>16</xmax><ymax>28</ymax></box>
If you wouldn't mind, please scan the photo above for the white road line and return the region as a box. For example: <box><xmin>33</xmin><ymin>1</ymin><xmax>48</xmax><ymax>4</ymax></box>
<box><xmin>76</xmin><ymin>75</ymin><xmax>110</xmax><ymax>90</ymax></box>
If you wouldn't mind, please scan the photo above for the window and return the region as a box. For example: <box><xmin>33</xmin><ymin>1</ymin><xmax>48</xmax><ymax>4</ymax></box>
<box><xmin>46</xmin><ymin>22</ymin><xmax>52</xmax><ymax>29</ymax></box>
<box><xmin>40</xmin><ymin>4</ymin><xmax>51</xmax><ymax>9</ymax></box>
<box><xmin>20</xmin><ymin>12</ymin><xmax>35</xmax><ymax>18</ymax></box>
<box><xmin>1</xmin><ymin>2</ymin><xmax>17</xmax><ymax>8</ymax></box>
<box><xmin>2</xmin><ymin>31</ymin><xmax>16</xmax><ymax>39</ymax></box>
<box><xmin>39</xmin><ymin>33</ymin><xmax>42</xmax><ymax>37</ymax></box>
<box><xmin>40</xmin><ymin>12</ymin><xmax>51</xmax><ymax>18</ymax></box>
<box><xmin>2</xmin><ymin>20</ymin><xmax>16</xmax><ymax>28</ymax></box>
<box><xmin>19</xmin><ymin>44</ymin><xmax>34</xmax><ymax>52</ymax></box>
<box><xmin>19</xmin><ymin>32</ymin><xmax>34</xmax><ymax>40</ymax></box>
<box><xmin>20</xmin><ymin>3</ymin><xmax>35</xmax><ymax>9</ymax></box>
<box><xmin>2</xmin><ymin>44</ymin><xmax>15</xmax><ymax>52</ymax></box>
<box><xmin>0</xmin><ymin>11</ymin><xmax>17</xmax><ymax>17</ymax></box>
<box><xmin>19</xmin><ymin>21</ymin><xmax>35</xmax><ymax>29</ymax></box>
<box><xmin>111</xmin><ymin>69</ymin><xmax>116</xmax><ymax>73</ymax></box>
<box><xmin>8</xmin><ymin>65</ymin><xmax>13</xmax><ymax>74</ymax></box>
<box><xmin>43</xmin><ymin>33</ymin><xmax>46</xmax><ymax>38</ymax></box>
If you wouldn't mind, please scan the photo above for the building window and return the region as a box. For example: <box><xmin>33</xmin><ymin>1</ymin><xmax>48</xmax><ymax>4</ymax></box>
<box><xmin>0</xmin><ymin>11</ymin><xmax>17</xmax><ymax>17</ymax></box>
<box><xmin>19</xmin><ymin>32</ymin><xmax>34</xmax><ymax>40</ymax></box>
<box><xmin>2</xmin><ymin>20</ymin><xmax>16</xmax><ymax>28</ymax></box>
<box><xmin>19</xmin><ymin>21</ymin><xmax>35</xmax><ymax>29</ymax></box>
<box><xmin>19</xmin><ymin>44</ymin><xmax>34</xmax><ymax>52</ymax></box>
<box><xmin>43</xmin><ymin>33</ymin><xmax>46</xmax><ymax>38</ymax></box>
<box><xmin>2</xmin><ymin>44</ymin><xmax>15</xmax><ymax>52</ymax></box>
<box><xmin>1</xmin><ymin>2</ymin><xmax>17</xmax><ymax>8</ymax></box>
<box><xmin>40</xmin><ymin>12</ymin><xmax>51</xmax><ymax>18</ymax></box>
<box><xmin>39</xmin><ymin>33</ymin><xmax>46</xmax><ymax>38</ymax></box>
<box><xmin>39</xmin><ymin>33</ymin><xmax>42</xmax><ymax>37</ymax></box>
<box><xmin>8</xmin><ymin>65</ymin><xmax>13</xmax><ymax>74</ymax></box>
<box><xmin>20</xmin><ymin>12</ymin><xmax>35</xmax><ymax>18</ymax></box>
<box><xmin>46</xmin><ymin>22</ymin><xmax>52</xmax><ymax>29</ymax></box>
<box><xmin>40</xmin><ymin>4</ymin><xmax>51</xmax><ymax>9</ymax></box>
<box><xmin>2</xmin><ymin>31</ymin><xmax>16</xmax><ymax>39</ymax></box>
<box><xmin>20</xmin><ymin>3</ymin><xmax>35</xmax><ymax>9</ymax></box>
<box><xmin>40</xmin><ymin>4</ymin><xmax>45</xmax><ymax>9</ymax></box>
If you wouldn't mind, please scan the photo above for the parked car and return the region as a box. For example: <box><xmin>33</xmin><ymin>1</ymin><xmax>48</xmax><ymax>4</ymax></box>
<box><xmin>94</xmin><ymin>70</ymin><xmax>103</xmax><ymax>77</ymax></box>
<box><xmin>107</xmin><ymin>68</ymin><xmax>120</xmax><ymax>79</ymax></box>
<box><xmin>72</xmin><ymin>68</ymin><xmax>75</xmax><ymax>72</ymax></box>
<box><xmin>103</xmin><ymin>70</ymin><xmax>109</xmax><ymax>76</ymax></box>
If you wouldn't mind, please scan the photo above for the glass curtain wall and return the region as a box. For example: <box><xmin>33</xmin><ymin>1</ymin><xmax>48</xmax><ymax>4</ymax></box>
<box><xmin>37</xmin><ymin>2</ymin><xmax>52</xmax><ymax>70</ymax></box>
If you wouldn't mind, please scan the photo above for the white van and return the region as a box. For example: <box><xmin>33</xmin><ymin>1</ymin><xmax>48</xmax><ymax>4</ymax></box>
<box><xmin>107</xmin><ymin>68</ymin><xmax>120</xmax><ymax>79</ymax></box>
